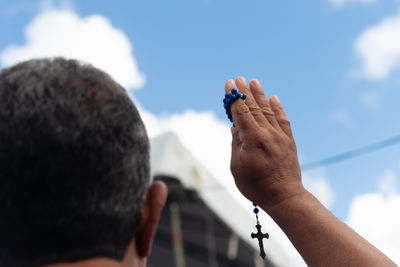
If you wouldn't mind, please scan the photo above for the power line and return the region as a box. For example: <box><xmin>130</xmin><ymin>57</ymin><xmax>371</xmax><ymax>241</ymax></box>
<box><xmin>199</xmin><ymin>134</ymin><xmax>400</xmax><ymax>193</ymax></box>
<box><xmin>301</xmin><ymin>134</ymin><xmax>400</xmax><ymax>170</ymax></box>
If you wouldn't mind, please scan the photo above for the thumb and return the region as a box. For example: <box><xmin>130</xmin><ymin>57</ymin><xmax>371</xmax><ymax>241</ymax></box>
<box><xmin>230</xmin><ymin>126</ymin><xmax>241</xmax><ymax>173</ymax></box>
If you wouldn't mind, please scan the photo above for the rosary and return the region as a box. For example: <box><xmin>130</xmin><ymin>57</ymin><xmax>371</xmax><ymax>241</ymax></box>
<box><xmin>223</xmin><ymin>88</ymin><xmax>269</xmax><ymax>259</ymax></box>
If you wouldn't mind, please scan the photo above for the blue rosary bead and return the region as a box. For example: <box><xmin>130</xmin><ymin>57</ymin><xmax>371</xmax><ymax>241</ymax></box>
<box><xmin>253</xmin><ymin>208</ymin><xmax>259</xmax><ymax>214</ymax></box>
<box><xmin>223</xmin><ymin>88</ymin><xmax>246</xmax><ymax>124</ymax></box>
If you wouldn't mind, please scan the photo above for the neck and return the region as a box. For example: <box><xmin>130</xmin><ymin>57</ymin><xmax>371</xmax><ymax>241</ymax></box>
<box><xmin>42</xmin><ymin>241</ymin><xmax>146</xmax><ymax>267</ymax></box>
<box><xmin>43</xmin><ymin>257</ymin><xmax>122</xmax><ymax>267</ymax></box>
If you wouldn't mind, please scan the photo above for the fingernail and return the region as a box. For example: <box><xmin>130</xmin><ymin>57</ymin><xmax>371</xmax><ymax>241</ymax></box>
<box><xmin>238</xmin><ymin>76</ymin><xmax>246</xmax><ymax>84</ymax></box>
<box><xmin>227</xmin><ymin>79</ymin><xmax>234</xmax><ymax>87</ymax></box>
<box><xmin>272</xmin><ymin>95</ymin><xmax>280</xmax><ymax>103</ymax></box>
<box><xmin>250</xmin><ymin>79</ymin><xmax>259</xmax><ymax>87</ymax></box>
<box><xmin>269</xmin><ymin>95</ymin><xmax>279</xmax><ymax>103</ymax></box>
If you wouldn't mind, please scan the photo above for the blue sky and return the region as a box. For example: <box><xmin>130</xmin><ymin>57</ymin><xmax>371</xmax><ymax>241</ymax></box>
<box><xmin>1</xmin><ymin>0</ymin><xmax>399</xmax><ymax>264</ymax></box>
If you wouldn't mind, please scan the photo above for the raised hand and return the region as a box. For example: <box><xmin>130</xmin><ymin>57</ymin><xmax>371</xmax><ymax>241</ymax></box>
<box><xmin>225</xmin><ymin>76</ymin><xmax>397</xmax><ymax>266</ymax></box>
<box><xmin>225</xmin><ymin>77</ymin><xmax>304</xmax><ymax>212</ymax></box>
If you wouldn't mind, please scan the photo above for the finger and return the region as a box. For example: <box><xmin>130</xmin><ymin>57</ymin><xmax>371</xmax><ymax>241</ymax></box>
<box><xmin>235</xmin><ymin>76</ymin><xmax>269</xmax><ymax>127</ymax></box>
<box><xmin>230</xmin><ymin>126</ymin><xmax>242</xmax><ymax>174</ymax></box>
<box><xmin>231</xmin><ymin>126</ymin><xmax>241</xmax><ymax>159</ymax></box>
<box><xmin>269</xmin><ymin>95</ymin><xmax>293</xmax><ymax>138</ymax></box>
<box><xmin>249</xmin><ymin>79</ymin><xmax>280</xmax><ymax>128</ymax></box>
<box><xmin>224</xmin><ymin>80</ymin><xmax>258</xmax><ymax>134</ymax></box>
<box><xmin>224</xmin><ymin>79</ymin><xmax>235</xmax><ymax>93</ymax></box>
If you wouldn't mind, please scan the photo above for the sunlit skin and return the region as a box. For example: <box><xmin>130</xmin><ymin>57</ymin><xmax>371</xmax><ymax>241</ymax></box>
<box><xmin>225</xmin><ymin>76</ymin><xmax>396</xmax><ymax>267</ymax></box>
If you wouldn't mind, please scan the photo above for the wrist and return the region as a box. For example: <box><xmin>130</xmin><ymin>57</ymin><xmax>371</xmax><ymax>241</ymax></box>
<box><xmin>259</xmin><ymin>184</ymin><xmax>312</xmax><ymax>215</ymax></box>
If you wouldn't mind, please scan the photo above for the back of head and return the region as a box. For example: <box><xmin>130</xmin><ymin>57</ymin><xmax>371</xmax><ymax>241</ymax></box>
<box><xmin>0</xmin><ymin>58</ymin><xmax>150</xmax><ymax>267</ymax></box>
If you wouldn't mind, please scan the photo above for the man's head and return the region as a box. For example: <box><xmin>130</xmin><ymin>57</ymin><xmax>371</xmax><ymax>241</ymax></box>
<box><xmin>0</xmin><ymin>58</ymin><xmax>165</xmax><ymax>267</ymax></box>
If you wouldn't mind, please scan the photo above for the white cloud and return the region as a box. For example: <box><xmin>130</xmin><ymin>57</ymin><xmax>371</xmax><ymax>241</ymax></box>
<box><xmin>355</xmin><ymin>13</ymin><xmax>400</xmax><ymax>80</ymax></box>
<box><xmin>0</xmin><ymin>4</ymin><xmax>234</xmax><ymax>206</ymax></box>
<box><xmin>0</xmin><ymin>7</ymin><xmax>308</xmax><ymax>266</ymax></box>
<box><xmin>139</xmin><ymin>108</ymin><xmax>234</xmax><ymax>188</ymax></box>
<box><xmin>0</xmin><ymin>9</ymin><xmax>145</xmax><ymax>89</ymax></box>
<box><xmin>6</xmin><ymin>6</ymin><xmax>400</xmax><ymax>266</ymax></box>
<box><xmin>142</xmin><ymin>107</ymin><xmax>337</xmax><ymax>211</ymax></box>
<box><xmin>139</xmin><ymin>107</ymin><xmax>311</xmax><ymax>266</ymax></box>
<box><xmin>378</xmin><ymin>169</ymin><xmax>398</xmax><ymax>195</ymax></box>
<box><xmin>347</xmin><ymin>194</ymin><xmax>400</xmax><ymax>264</ymax></box>
<box><xmin>331</xmin><ymin>108</ymin><xmax>353</xmax><ymax>126</ymax></box>
<box><xmin>303</xmin><ymin>170</ymin><xmax>336</xmax><ymax>209</ymax></box>
<box><xmin>347</xmin><ymin>169</ymin><xmax>400</xmax><ymax>264</ymax></box>
<box><xmin>329</xmin><ymin>0</ymin><xmax>377</xmax><ymax>8</ymax></box>
<box><xmin>359</xmin><ymin>90</ymin><xmax>381</xmax><ymax>111</ymax></box>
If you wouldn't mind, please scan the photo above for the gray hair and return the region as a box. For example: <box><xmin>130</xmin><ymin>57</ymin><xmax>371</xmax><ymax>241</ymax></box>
<box><xmin>0</xmin><ymin>58</ymin><xmax>150</xmax><ymax>267</ymax></box>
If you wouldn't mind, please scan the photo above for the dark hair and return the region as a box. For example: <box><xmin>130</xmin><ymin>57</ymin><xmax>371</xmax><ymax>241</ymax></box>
<box><xmin>0</xmin><ymin>58</ymin><xmax>150</xmax><ymax>267</ymax></box>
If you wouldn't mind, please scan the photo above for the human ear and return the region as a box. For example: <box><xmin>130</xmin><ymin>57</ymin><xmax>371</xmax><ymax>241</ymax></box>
<box><xmin>135</xmin><ymin>181</ymin><xmax>167</xmax><ymax>257</ymax></box>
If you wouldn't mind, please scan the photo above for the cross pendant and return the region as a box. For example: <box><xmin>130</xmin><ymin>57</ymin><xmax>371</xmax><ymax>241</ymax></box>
<box><xmin>251</xmin><ymin>223</ymin><xmax>269</xmax><ymax>259</ymax></box>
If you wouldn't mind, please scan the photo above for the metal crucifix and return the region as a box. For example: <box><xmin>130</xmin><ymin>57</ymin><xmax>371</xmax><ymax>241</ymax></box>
<box><xmin>251</xmin><ymin>223</ymin><xmax>269</xmax><ymax>259</ymax></box>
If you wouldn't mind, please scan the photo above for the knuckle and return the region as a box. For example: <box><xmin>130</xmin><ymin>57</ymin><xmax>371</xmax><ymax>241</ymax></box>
<box><xmin>261</xmin><ymin>106</ymin><xmax>275</xmax><ymax>117</ymax></box>
<box><xmin>278</xmin><ymin>118</ymin><xmax>291</xmax><ymax>126</ymax></box>
<box><xmin>237</xmin><ymin>103</ymin><xmax>251</xmax><ymax>114</ymax></box>
<box><xmin>248</xmin><ymin>105</ymin><xmax>262</xmax><ymax>113</ymax></box>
